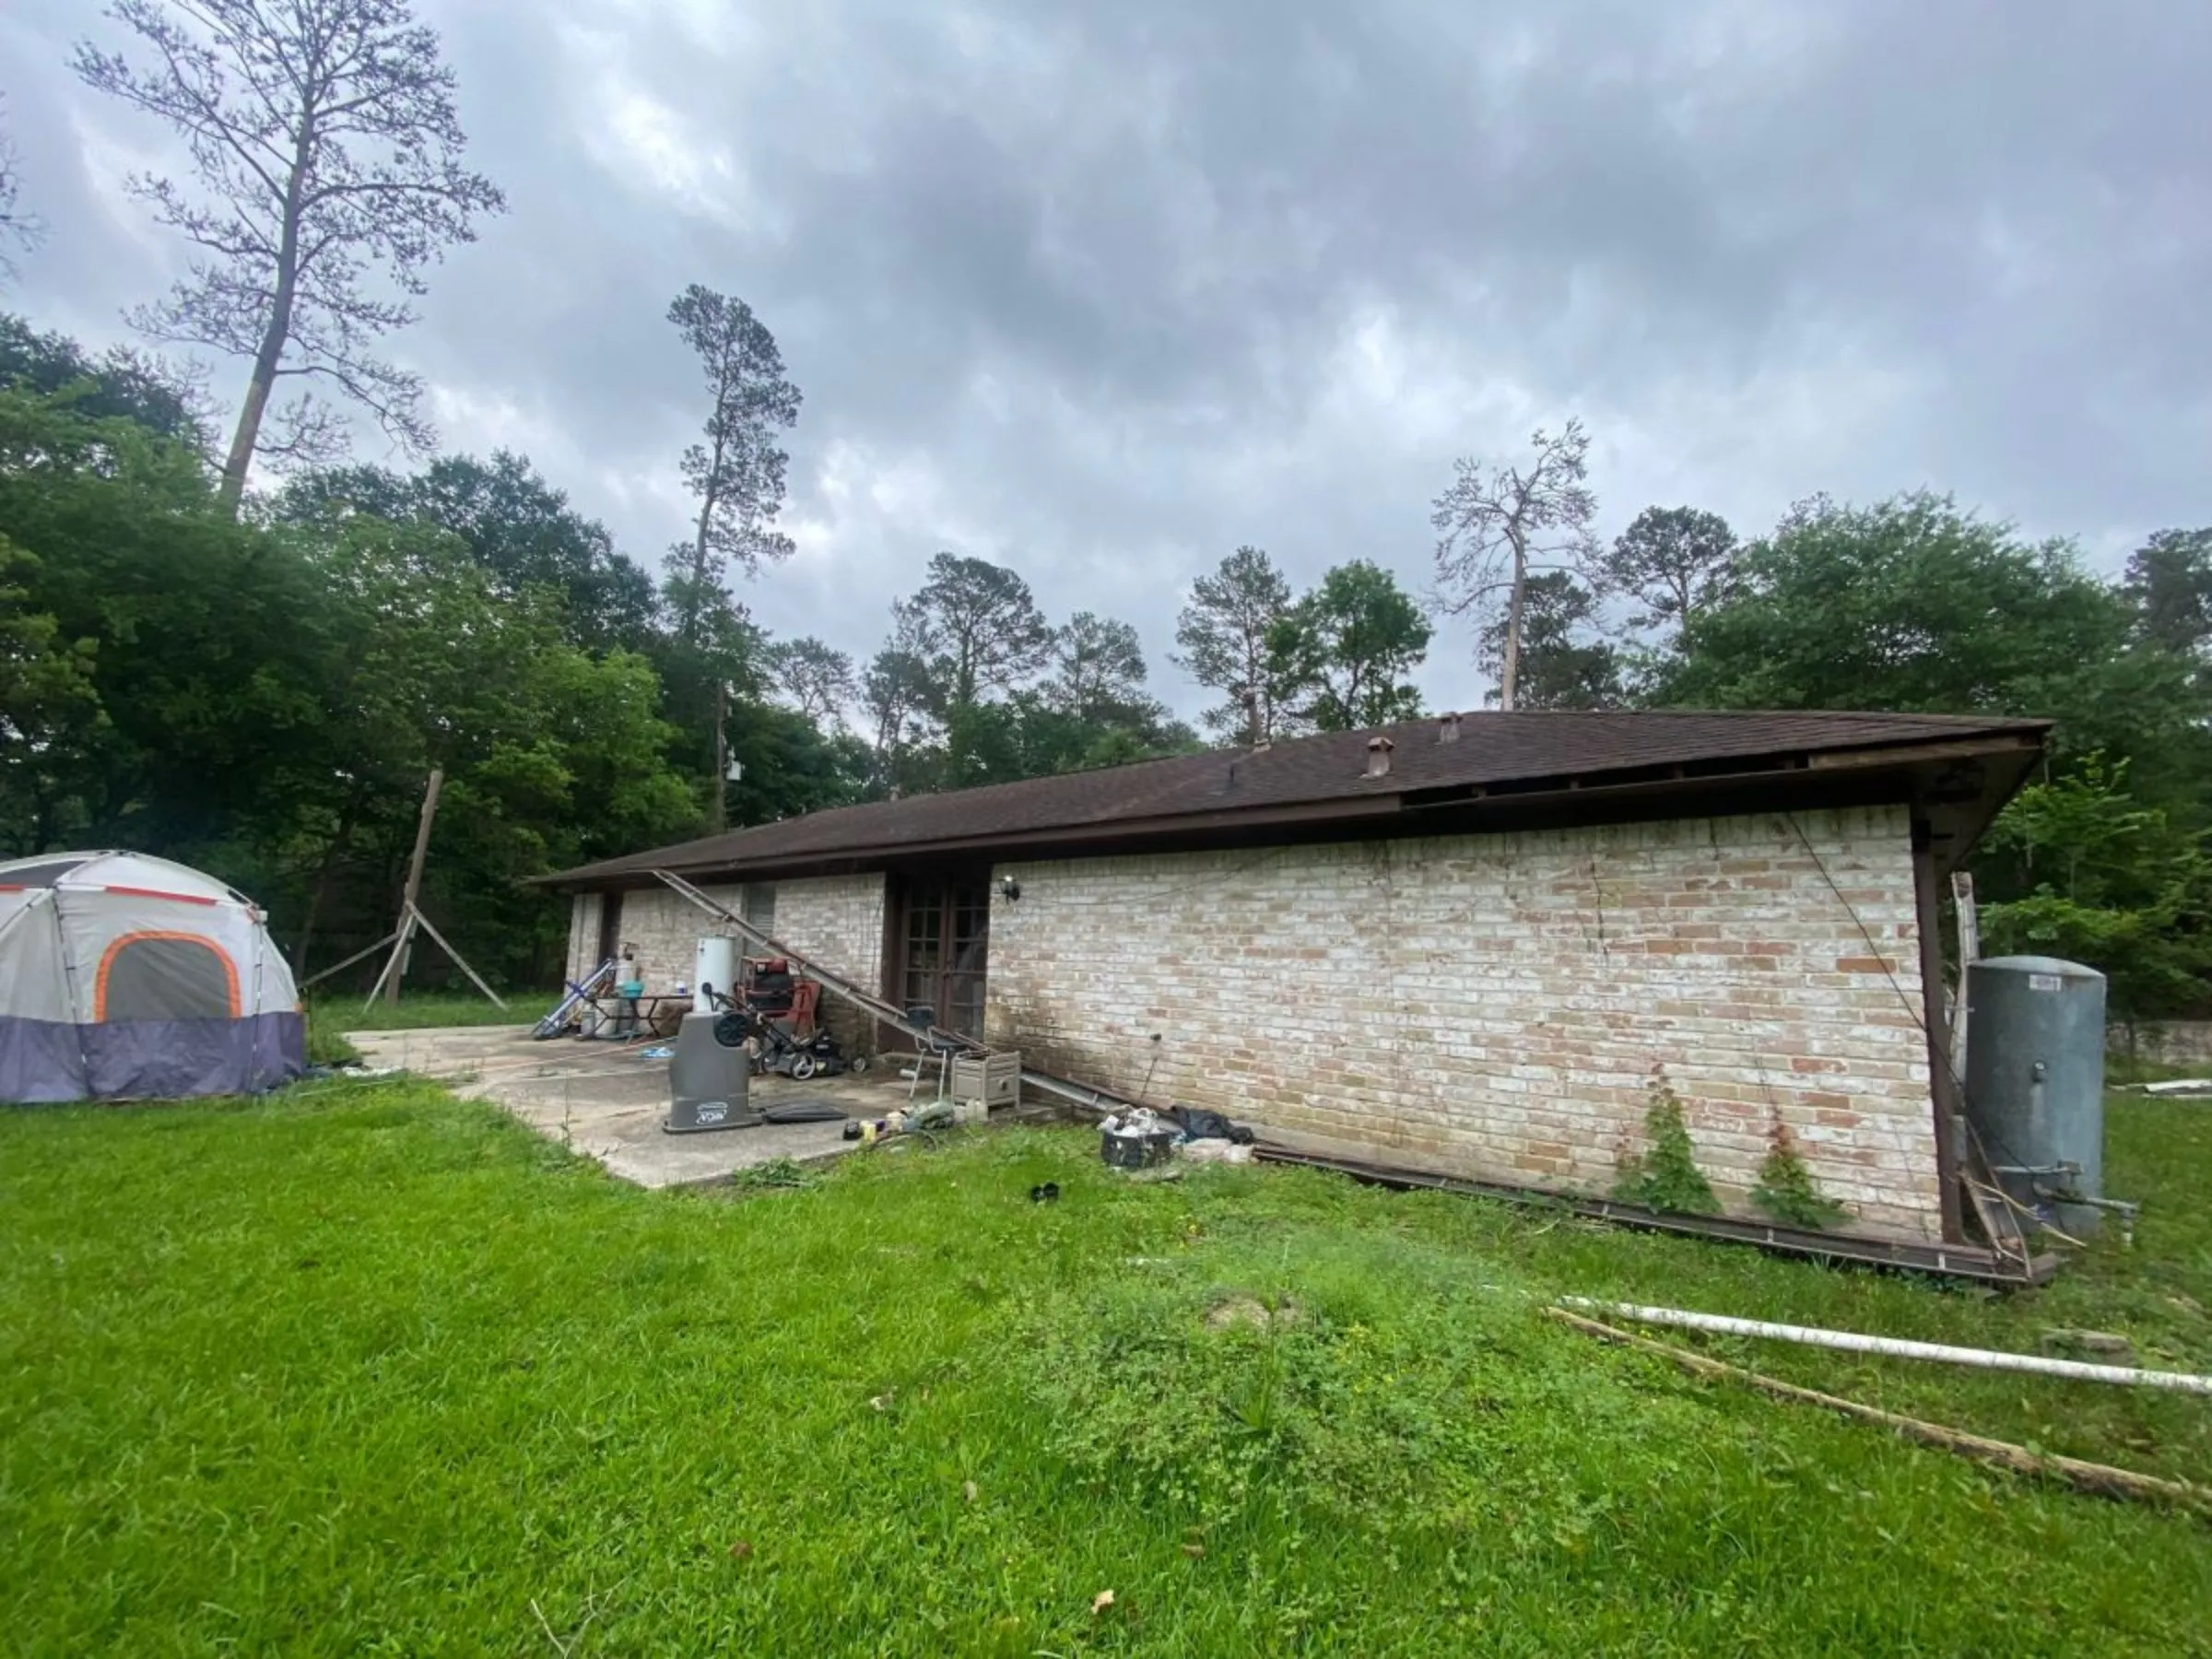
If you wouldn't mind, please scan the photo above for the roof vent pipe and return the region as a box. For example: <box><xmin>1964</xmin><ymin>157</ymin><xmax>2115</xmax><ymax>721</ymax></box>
<box><xmin>1439</xmin><ymin>711</ymin><xmax>1462</xmax><ymax>743</ymax></box>
<box><xmin>1365</xmin><ymin>735</ymin><xmax>1395</xmax><ymax>779</ymax></box>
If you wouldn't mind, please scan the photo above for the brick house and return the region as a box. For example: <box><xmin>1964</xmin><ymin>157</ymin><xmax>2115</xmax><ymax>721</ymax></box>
<box><xmin>544</xmin><ymin>710</ymin><xmax>2046</xmax><ymax>1244</ymax></box>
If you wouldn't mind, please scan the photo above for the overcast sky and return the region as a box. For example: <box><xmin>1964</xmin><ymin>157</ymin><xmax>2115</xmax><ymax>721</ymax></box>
<box><xmin>4</xmin><ymin>1</ymin><xmax>2206</xmax><ymax>718</ymax></box>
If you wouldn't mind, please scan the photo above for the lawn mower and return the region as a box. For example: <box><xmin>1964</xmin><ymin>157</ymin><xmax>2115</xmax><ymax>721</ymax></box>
<box><xmin>702</xmin><ymin>965</ymin><xmax>867</xmax><ymax>1082</ymax></box>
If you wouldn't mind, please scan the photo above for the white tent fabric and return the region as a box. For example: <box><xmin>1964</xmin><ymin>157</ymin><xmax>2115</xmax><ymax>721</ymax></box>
<box><xmin>0</xmin><ymin>851</ymin><xmax>304</xmax><ymax>1102</ymax></box>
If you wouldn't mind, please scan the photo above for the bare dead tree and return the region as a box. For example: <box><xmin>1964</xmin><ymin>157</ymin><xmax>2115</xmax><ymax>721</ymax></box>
<box><xmin>1430</xmin><ymin>418</ymin><xmax>1600</xmax><ymax>711</ymax></box>
<box><xmin>73</xmin><ymin>0</ymin><xmax>504</xmax><ymax>512</ymax></box>
<box><xmin>0</xmin><ymin>100</ymin><xmax>44</xmax><ymax>279</ymax></box>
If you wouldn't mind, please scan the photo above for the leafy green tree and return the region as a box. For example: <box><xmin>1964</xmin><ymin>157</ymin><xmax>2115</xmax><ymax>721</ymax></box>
<box><xmin>2124</xmin><ymin>529</ymin><xmax>2212</xmax><ymax>658</ymax></box>
<box><xmin>0</xmin><ymin>382</ymin><xmax>333</xmax><ymax>856</ymax></box>
<box><xmin>275</xmin><ymin>451</ymin><xmax>656</xmax><ymax>651</ymax></box>
<box><xmin>863</xmin><ymin>639</ymin><xmax>937</xmax><ymax>761</ymax></box>
<box><xmin>1047</xmin><ymin>612</ymin><xmax>1147</xmax><ymax>721</ymax></box>
<box><xmin>897</xmin><ymin>553</ymin><xmax>1054</xmax><ymax>709</ymax></box>
<box><xmin>0</xmin><ymin>314</ymin><xmax>204</xmax><ymax>442</ymax></box>
<box><xmin>75</xmin><ymin>0</ymin><xmax>505</xmax><ymax>509</ymax></box>
<box><xmin>0</xmin><ymin>533</ymin><xmax>104</xmax><ymax>853</ymax></box>
<box><xmin>1172</xmin><ymin>546</ymin><xmax>1297</xmax><ymax>742</ymax></box>
<box><xmin>1662</xmin><ymin>493</ymin><xmax>2107</xmax><ymax>712</ymax></box>
<box><xmin>1657</xmin><ymin>492</ymin><xmax>2210</xmax><ymax>805</ymax></box>
<box><xmin>0</xmin><ymin>315</ymin><xmax>853</xmax><ymax>987</ymax></box>
<box><xmin>1477</xmin><ymin>571</ymin><xmax>1623</xmax><ymax>710</ymax></box>
<box><xmin>1979</xmin><ymin>758</ymin><xmax>2210</xmax><ymax>1021</ymax></box>
<box><xmin>1601</xmin><ymin>505</ymin><xmax>1737</xmax><ymax>636</ymax></box>
<box><xmin>1267</xmin><ymin>560</ymin><xmax>1431</xmax><ymax>732</ymax></box>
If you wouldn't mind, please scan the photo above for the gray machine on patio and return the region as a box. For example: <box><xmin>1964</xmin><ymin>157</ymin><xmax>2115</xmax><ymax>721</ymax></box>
<box><xmin>664</xmin><ymin>1007</ymin><xmax>849</xmax><ymax>1135</ymax></box>
<box><xmin>665</xmin><ymin>1010</ymin><xmax>752</xmax><ymax>1134</ymax></box>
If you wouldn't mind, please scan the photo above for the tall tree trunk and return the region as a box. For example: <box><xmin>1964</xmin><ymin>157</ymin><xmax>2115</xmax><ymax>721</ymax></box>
<box><xmin>1500</xmin><ymin>528</ymin><xmax>1528</xmax><ymax>712</ymax></box>
<box><xmin>217</xmin><ymin>122</ymin><xmax>312</xmax><ymax>517</ymax></box>
<box><xmin>681</xmin><ymin>429</ymin><xmax>728</xmax><ymax>644</ymax></box>
<box><xmin>218</xmin><ymin>351</ymin><xmax>279</xmax><ymax>515</ymax></box>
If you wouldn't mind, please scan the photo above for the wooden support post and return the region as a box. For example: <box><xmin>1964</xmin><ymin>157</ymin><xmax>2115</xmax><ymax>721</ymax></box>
<box><xmin>406</xmin><ymin>903</ymin><xmax>509</xmax><ymax>1010</ymax></box>
<box><xmin>386</xmin><ymin>768</ymin><xmax>443</xmax><ymax>1005</ymax></box>
<box><xmin>300</xmin><ymin>925</ymin><xmax>402</xmax><ymax>992</ymax></box>
<box><xmin>1949</xmin><ymin>870</ymin><xmax>1979</xmax><ymax>1085</ymax></box>
<box><xmin>363</xmin><ymin>909</ymin><xmax>418</xmax><ymax>1011</ymax></box>
<box><xmin>1912</xmin><ymin>823</ymin><xmax>1965</xmax><ymax>1244</ymax></box>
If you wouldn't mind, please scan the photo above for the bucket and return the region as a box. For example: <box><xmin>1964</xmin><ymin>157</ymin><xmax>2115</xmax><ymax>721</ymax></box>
<box><xmin>1101</xmin><ymin>1123</ymin><xmax>1178</xmax><ymax>1170</ymax></box>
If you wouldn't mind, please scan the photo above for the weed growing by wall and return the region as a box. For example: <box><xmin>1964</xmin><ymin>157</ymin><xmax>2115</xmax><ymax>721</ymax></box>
<box><xmin>1613</xmin><ymin>1069</ymin><xmax>1718</xmax><ymax>1214</ymax></box>
<box><xmin>1751</xmin><ymin>1116</ymin><xmax>1846</xmax><ymax>1229</ymax></box>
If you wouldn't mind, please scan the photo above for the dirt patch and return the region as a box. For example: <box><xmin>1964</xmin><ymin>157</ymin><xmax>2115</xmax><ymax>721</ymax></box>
<box><xmin>1204</xmin><ymin>1294</ymin><xmax>1301</xmax><ymax>1333</ymax></box>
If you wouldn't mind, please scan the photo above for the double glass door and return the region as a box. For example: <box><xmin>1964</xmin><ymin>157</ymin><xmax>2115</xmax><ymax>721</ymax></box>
<box><xmin>897</xmin><ymin>877</ymin><xmax>989</xmax><ymax>1038</ymax></box>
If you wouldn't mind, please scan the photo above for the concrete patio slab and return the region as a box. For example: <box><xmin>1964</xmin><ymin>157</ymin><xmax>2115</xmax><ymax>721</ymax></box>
<box><xmin>346</xmin><ymin>1024</ymin><xmax>921</xmax><ymax>1188</ymax></box>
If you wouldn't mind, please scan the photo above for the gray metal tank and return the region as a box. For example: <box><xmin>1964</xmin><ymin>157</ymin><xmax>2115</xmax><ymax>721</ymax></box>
<box><xmin>1961</xmin><ymin>955</ymin><xmax>2107</xmax><ymax>1236</ymax></box>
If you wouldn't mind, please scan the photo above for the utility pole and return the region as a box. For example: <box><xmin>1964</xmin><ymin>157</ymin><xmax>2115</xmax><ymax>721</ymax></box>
<box><xmin>386</xmin><ymin>767</ymin><xmax>443</xmax><ymax>1006</ymax></box>
<box><xmin>712</xmin><ymin>680</ymin><xmax>729</xmax><ymax>833</ymax></box>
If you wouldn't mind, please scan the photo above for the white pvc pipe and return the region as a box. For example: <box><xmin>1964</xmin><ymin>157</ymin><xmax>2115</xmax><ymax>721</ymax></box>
<box><xmin>1559</xmin><ymin>1298</ymin><xmax>2212</xmax><ymax>1395</ymax></box>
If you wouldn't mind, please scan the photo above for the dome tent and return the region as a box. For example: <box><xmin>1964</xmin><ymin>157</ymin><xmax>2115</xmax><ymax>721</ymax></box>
<box><xmin>0</xmin><ymin>851</ymin><xmax>304</xmax><ymax>1103</ymax></box>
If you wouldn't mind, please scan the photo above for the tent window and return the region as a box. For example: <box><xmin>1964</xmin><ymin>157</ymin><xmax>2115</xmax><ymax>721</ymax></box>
<box><xmin>96</xmin><ymin>933</ymin><xmax>241</xmax><ymax>1021</ymax></box>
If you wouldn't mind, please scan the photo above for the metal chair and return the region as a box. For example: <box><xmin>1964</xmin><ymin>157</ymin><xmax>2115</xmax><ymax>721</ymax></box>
<box><xmin>903</xmin><ymin>1005</ymin><xmax>964</xmax><ymax>1100</ymax></box>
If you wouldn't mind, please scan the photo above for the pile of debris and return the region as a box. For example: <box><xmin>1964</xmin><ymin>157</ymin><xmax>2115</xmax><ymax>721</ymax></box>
<box><xmin>1099</xmin><ymin>1105</ymin><xmax>1257</xmax><ymax>1171</ymax></box>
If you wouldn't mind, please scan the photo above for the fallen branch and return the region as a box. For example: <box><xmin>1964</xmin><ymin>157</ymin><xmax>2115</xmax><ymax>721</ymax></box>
<box><xmin>1559</xmin><ymin>1297</ymin><xmax>2212</xmax><ymax>1394</ymax></box>
<box><xmin>1546</xmin><ymin>1307</ymin><xmax>2210</xmax><ymax>1513</ymax></box>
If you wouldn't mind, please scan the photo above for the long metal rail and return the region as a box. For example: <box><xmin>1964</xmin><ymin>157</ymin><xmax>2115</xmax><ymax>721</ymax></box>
<box><xmin>1255</xmin><ymin>1145</ymin><xmax>2057</xmax><ymax>1286</ymax></box>
<box><xmin>652</xmin><ymin>870</ymin><xmax>1141</xmax><ymax>1116</ymax></box>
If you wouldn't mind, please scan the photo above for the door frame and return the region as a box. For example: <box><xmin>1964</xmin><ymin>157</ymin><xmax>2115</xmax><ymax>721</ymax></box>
<box><xmin>594</xmin><ymin>890</ymin><xmax>625</xmax><ymax>970</ymax></box>
<box><xmin>881</xmin><ymin>864</ymin><xmax>993</xmax><ymax>1045</ymax></box>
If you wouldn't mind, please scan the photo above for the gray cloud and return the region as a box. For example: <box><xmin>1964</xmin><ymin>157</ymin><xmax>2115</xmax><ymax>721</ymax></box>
<box><xmin>4</xmin><ymin>0</ymin><xmax>2206</xmax><ymax>717</ymax></box>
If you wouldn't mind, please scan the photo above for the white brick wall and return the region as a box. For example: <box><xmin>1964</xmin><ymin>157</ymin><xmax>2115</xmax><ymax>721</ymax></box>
<box><xmin>983</xmin><ymin>805</ymin><xmax>1943</xmax><ymax>1241</ymax></box>
<box><xmin>563</xmin><ymin>875</ymin><xmax>888</xmax><ymax>1053</ymax></box>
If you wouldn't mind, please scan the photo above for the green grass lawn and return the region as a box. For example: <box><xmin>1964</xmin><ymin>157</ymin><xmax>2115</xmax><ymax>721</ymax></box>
<box><xmin>3</xmin><ymin>1087</ymin><xmax>2209</xmax><ymax>1656</ymax></box>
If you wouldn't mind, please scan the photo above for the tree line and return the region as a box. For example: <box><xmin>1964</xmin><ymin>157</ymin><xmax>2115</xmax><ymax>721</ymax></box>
<box><xmin>5</xmin><ymin>0</ymin><xmax>2206</xmax><ymax>1019</ymax></box>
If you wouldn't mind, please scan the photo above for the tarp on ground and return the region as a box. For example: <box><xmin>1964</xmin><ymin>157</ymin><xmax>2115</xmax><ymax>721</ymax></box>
<box><xmin>0</xmin><ymin>851</ymin><xmax>304</xmax><ymax>1103</ymax></box>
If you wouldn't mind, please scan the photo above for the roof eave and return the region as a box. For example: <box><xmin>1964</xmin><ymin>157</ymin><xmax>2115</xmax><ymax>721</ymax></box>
<box><xmin>536</xmin><ymin>727</ymin><xmax>2049</xmax><ymax>892</ymax></box>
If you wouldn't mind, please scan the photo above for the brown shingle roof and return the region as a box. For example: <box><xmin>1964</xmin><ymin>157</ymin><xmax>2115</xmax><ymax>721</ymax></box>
<box><xmin>547</xmin><ymin>709</ymin><xmax>2048</xmax><ymax>886</ymax></box>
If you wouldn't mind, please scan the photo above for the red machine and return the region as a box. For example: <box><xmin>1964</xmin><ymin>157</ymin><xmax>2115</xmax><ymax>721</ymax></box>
<box><xmin>737</xmin><ymin>956</ymin><xmax>820</xmax><ymax>1037</ymax></box>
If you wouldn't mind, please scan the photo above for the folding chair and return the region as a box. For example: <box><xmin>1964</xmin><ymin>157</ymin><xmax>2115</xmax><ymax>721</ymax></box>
<box><xmin>903</xmin><ymin>1004</ymin><xmax>964</xmax><ymax>1101</ymax></box>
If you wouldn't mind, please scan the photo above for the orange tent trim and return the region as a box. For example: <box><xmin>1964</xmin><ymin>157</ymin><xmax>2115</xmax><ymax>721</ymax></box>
<box><xmin>93</xmin><ymin>931</ymin><xmax>242</xmax><ymax>1021</ymax></box>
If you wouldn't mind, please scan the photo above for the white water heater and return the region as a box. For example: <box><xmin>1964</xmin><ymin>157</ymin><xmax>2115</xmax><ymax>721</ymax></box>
<box><xmin>693</xmin><ymin>935</ymin><xmax>739</xmax><ymax>1012</ymax></box>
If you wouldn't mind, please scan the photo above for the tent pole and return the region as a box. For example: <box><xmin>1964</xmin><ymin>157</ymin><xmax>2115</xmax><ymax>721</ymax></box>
<box><xmin>405</xmin><ymin>902</ymin><xmax>509</xmax><ymax>1010</ymax></box>
<box><xmin>385</xmin><ymin>767</ymin><xmax>444</xmax><ymax>1006</ymax></box>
